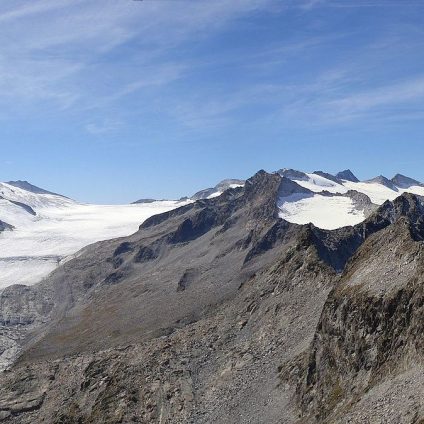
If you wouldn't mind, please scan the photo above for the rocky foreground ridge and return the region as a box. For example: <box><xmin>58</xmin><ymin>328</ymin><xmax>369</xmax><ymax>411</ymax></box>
<box><xmin>1</xmin><ymin>171</ymin><xmax>424</xmax><ymax>423</ymax></box>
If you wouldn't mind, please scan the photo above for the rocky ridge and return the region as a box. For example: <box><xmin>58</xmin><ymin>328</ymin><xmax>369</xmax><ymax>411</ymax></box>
<box><xmin>0</xmin><ymin>172</ymin><xmax>424</xmax><ymax>422</ymax></box>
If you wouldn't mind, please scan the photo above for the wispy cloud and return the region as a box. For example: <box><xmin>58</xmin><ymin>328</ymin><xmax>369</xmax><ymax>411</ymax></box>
<box><xmin>275</xmin><ymin>72</ymin><xmax>424</xmax><ymax>127</ymax></box>
<box><xmin>0</xmin><ymin>0</ymin><xmax>273</xmax><ymax>114</ymax></box>
<box><xmin>326</xmin><ymin>77</ymin><xmax>424</xmax><ymax>115</ymax></box>
<box><xmin>0</xmin><ymin>0</ymin><xmax>423</xmax><ymax>135</ymax></box>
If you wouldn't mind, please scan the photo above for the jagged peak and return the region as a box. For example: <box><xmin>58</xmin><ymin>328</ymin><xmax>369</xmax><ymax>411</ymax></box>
<box><xmin>391</xmin><ymin>173</ymin><xmax>424</xmax><ymax>189</ymax></box>
<box><xmin>335</xmin><ymin>169</ymin><xmax>359</xmax><ymax>182</ymax></box>
<box><xmin>365</xmin><ymin>192</ymin><xmax>424</xmax><ymax>234</ymax></box>
<box><xmin>244</xmin><ymin>170</ymin><xmax>281</xmax><ymax>200</ymax></box>
<box><xmin>383</xmin><ymin>191</ymin><xmax>424</xmax><ymax>215</ymax></box>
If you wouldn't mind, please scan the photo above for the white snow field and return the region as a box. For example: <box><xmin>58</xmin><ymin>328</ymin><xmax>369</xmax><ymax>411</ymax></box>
<box><xmin>278</xmin><ymin>172</ymin><xmax>424</xmax><ymax>230</ymax></box>
<box><xmin>0</xmin><ymin>182</ymin><xmax>189</xmax><ymax>289</ymax></box>
<box><xmin>277</xmin><ymin>193</ymin><xmax>365</xmax><ymax>230</ymax></box>
<box><xmin>289</xmin><ymin>173</ymin><xmax>348</xmax><ymax>194</ymax></box>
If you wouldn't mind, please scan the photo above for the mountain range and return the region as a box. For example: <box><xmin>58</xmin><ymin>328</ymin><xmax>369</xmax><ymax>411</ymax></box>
<box><xmin>0</xmin><ymin>169</ymin><xmax>424</xmax><ymax>422</ymax></box>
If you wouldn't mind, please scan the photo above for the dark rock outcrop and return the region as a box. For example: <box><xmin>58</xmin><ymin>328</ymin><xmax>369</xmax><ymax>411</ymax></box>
<box><xmin>0</xmin><ymin>221</ymin><xmax>13</xmax><ymax>233</ymax></box>
<box><xmin>391</xmin><ymin>173</ymin><xmax>424</xmax><ymax>189</ymax></box>
<box><xmin>336</xmin><ymin>169</ymin><xmax>360</xmax><ymax>182</ymax></box>
<box><xmin>7</xmin><ymin>200</ymin><xmax>36</xmax><ymax>216</ymax></box>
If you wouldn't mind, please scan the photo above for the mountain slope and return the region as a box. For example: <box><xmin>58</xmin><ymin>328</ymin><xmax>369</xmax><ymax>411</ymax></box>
<box><xmin>1</xmin><ymin>172</ymin><xmax>424</xmax><ymax>422</ymax></box>
<box><xmin>0</xmin><ymin>170</ymin><xmax>340</xmax><ymax>423</ymax></box>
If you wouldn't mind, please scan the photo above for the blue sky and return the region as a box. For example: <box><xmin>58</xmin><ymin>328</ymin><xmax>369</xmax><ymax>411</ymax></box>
<box><xmin>0</xmin><ymin>0</ymin><xmax>423</xmax><ymax>203</ymax></box>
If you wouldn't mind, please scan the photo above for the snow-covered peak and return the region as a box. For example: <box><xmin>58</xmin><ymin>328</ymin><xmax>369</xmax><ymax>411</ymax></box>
<box><xmin>279</xmin><ymin>171</ymin><xmax>348</xmax><ymax>195</ymax></box>
<box><xmin>0</xmin><ymin>181</ymin><xmax>74</xmax><ymax>209</ymax></box>
<box><xmin>364</xmin><ymin>175</ymin><xmax>398</xmax><ymax>191</ymax></box>
<box><xmin>276</xmin><ymin>168</ymin><xmax>424</xmax><ymax>230</ymax></box>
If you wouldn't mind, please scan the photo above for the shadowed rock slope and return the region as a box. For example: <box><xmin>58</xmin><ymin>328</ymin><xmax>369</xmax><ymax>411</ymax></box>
<box><xmin>1</xmin><ymin>173</ymin><xmax>424</xmax><ymax>423</ymax></box>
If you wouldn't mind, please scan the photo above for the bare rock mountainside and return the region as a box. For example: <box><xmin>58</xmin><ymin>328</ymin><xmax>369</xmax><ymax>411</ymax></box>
<box><xmin>1</xmin><ymin>170</ymin><xmax>424</xmax><ymax>423</ymax></box>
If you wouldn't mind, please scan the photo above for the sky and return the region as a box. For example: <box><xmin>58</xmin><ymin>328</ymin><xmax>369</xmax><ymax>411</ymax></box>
<box><xmin>0</xmin><ymin>0</ymin><xmax>423</xmax><ymax>203</ymax></box>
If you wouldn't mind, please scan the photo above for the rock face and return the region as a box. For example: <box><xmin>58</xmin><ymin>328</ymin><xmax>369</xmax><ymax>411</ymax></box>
<box><xmin>0</xmin><ymin>284</ymin><xmax>53</xmax><ymax>371</ymax></box>
<box><xmin>1</xmin><ymin>172</ymin><xmax>424</xmax><ymax>423</ymax></box>
<box><xmin>297</xmin><ymin>194</ymin><xmax>424</xmax><ymax>423</ymax></box>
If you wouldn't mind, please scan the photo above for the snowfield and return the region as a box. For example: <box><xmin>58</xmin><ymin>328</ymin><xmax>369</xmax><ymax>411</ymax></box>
<box><xmin>277</xmin><ymin>193</ymin><xmax>365</xmax><ymax>230</ymax></box>
<box><xmin>278</xmin><ymin>171</ymin><xmax>424</xmax><ymax>230</ymax></box>
<box><xmin>0</xmin><ymin>182</ymin><xmax>189</xmax><ymax>288</ymax></box>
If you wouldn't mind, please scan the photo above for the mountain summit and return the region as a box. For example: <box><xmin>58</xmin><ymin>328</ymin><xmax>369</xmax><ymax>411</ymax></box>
<box><xmin>335</xmin><ymin>169</ymin><xmax>359</xmax><ymax>182</ymax></box>
<box><xmin>391</xmin><ymin>173</ymin><xmax>424</xmax><ymax>188</ymax></box>
<box><xmin>6</xmin><ymin>180</ymin><xmax>65</xmax><ymax>197</ymax></box>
